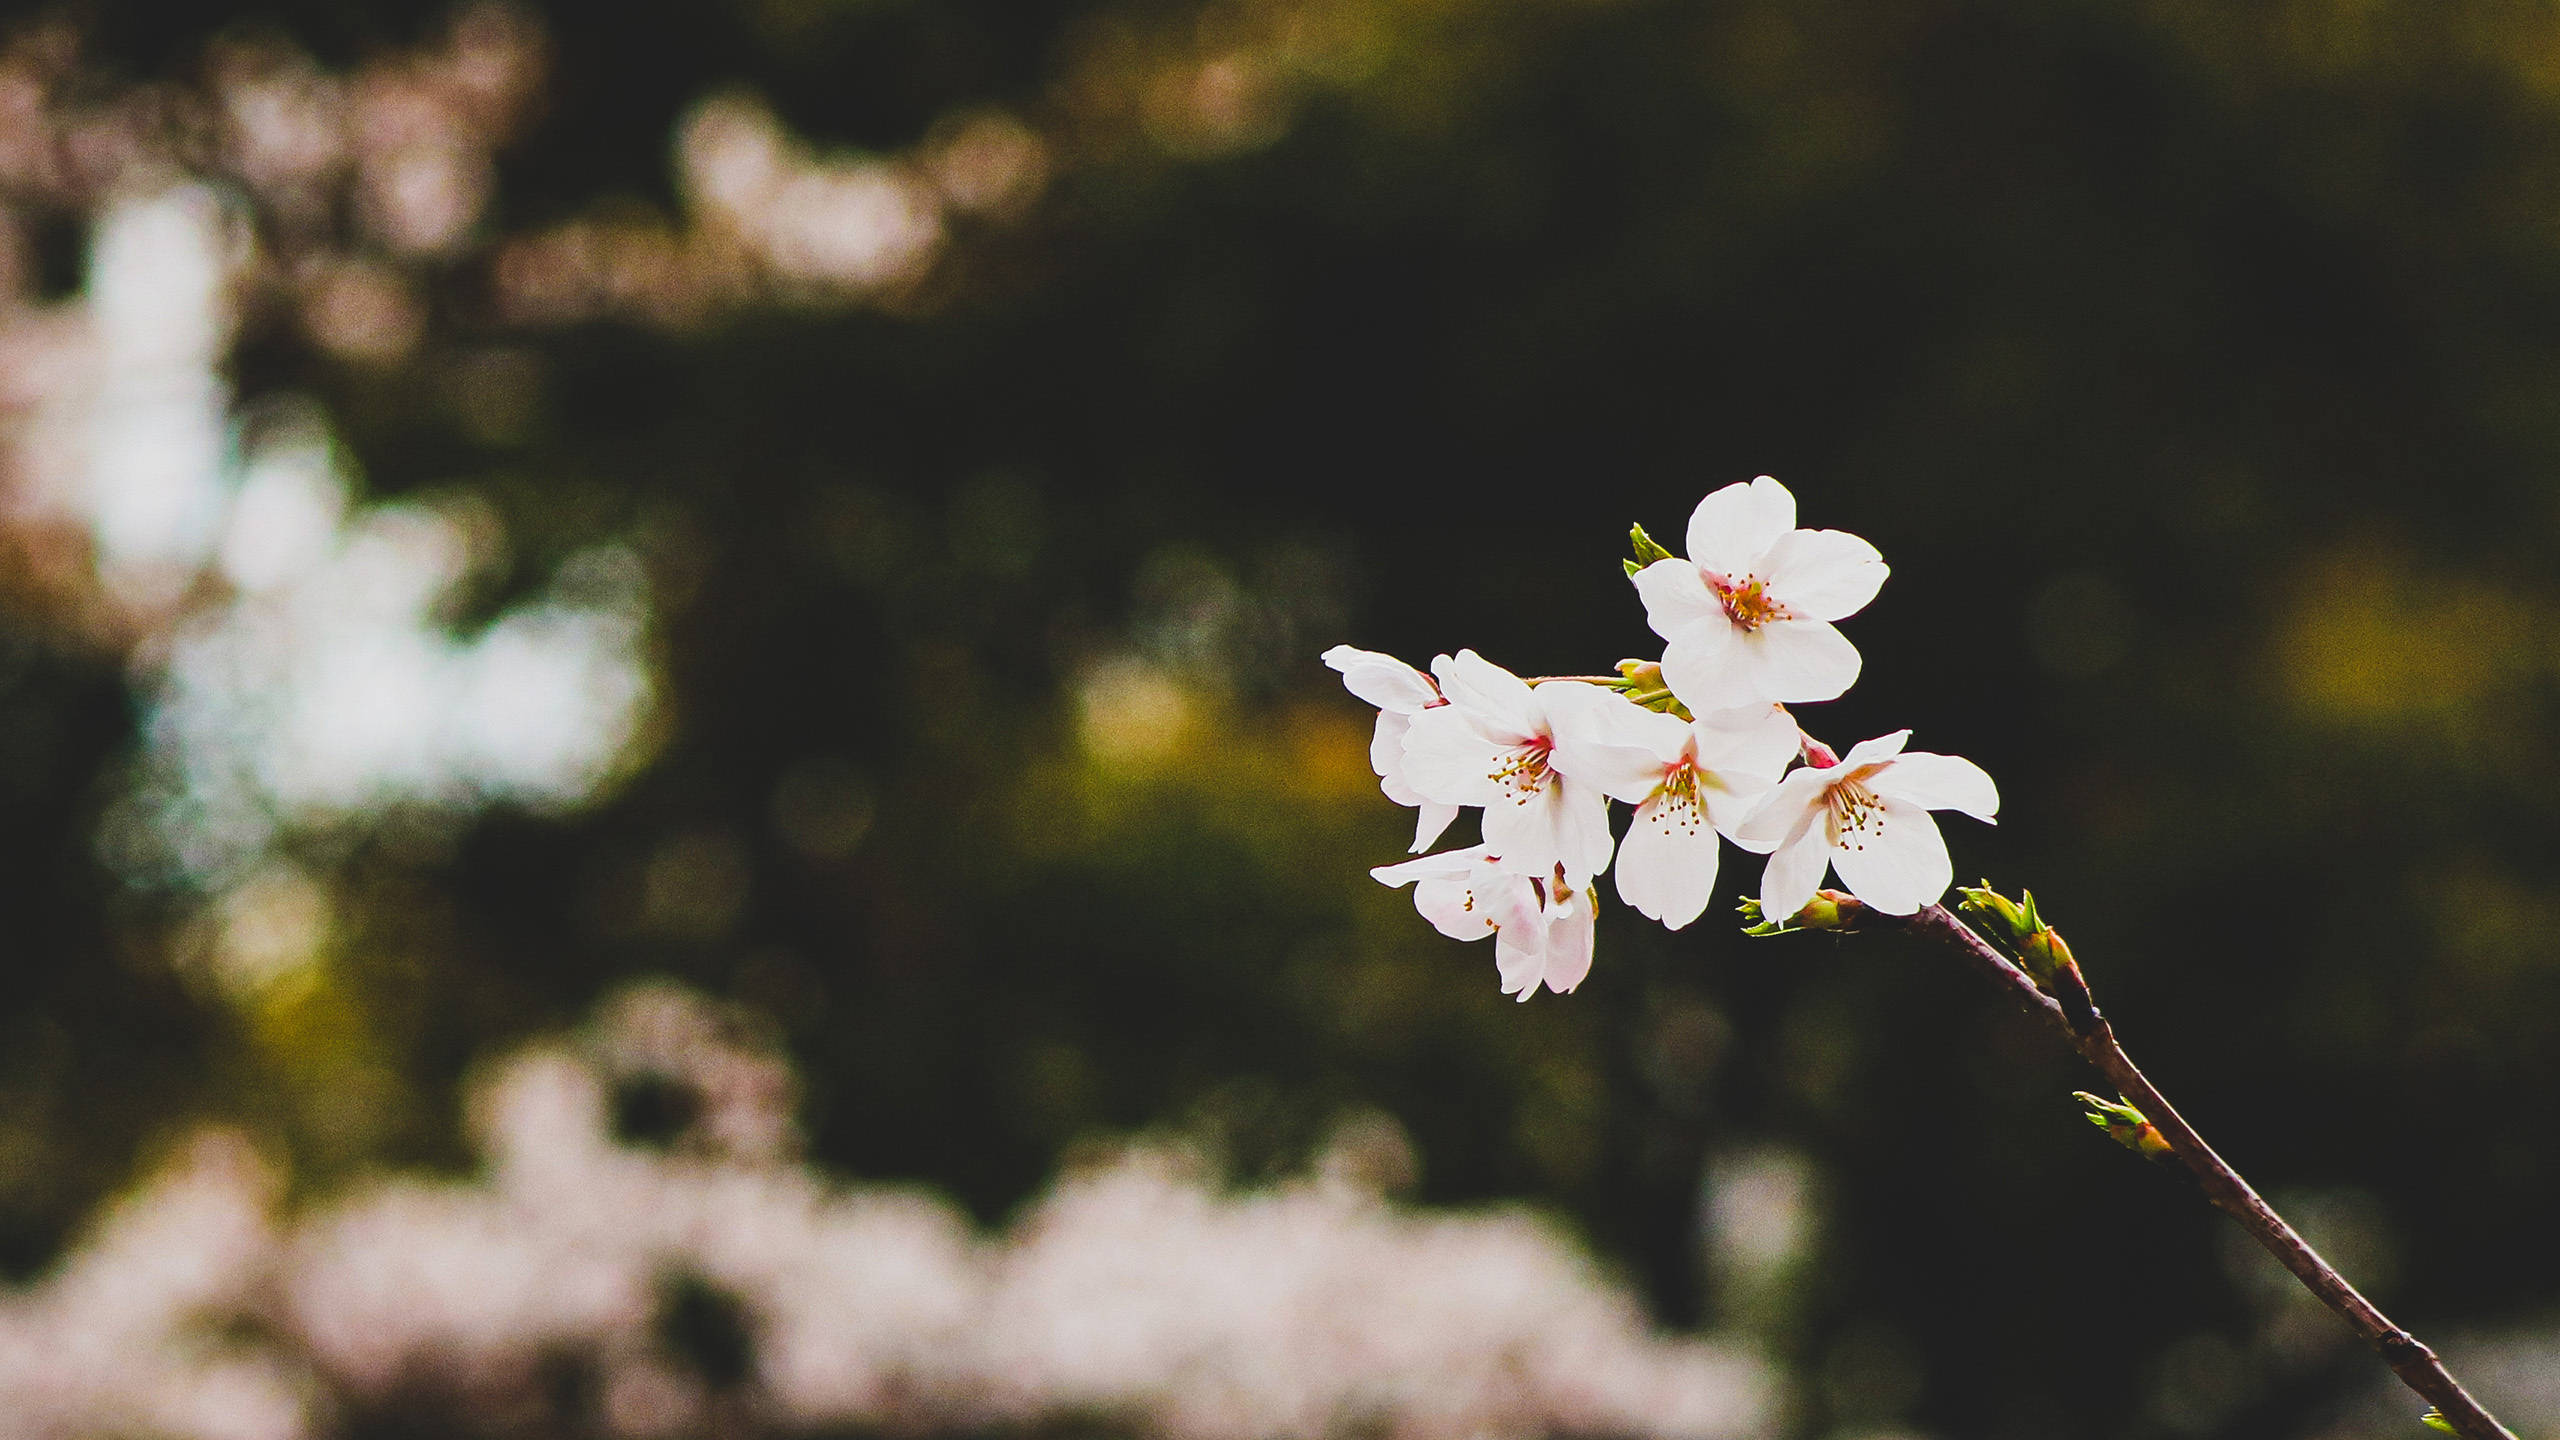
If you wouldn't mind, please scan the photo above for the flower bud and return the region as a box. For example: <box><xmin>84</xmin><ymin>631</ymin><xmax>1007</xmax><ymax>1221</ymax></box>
<box><xmin>2017</xmin><ymin>925</ymin><xmax>2078</xmax><ymax>984</ymax></box>
<box><xmin>1956</xmin><ymin>883</ymin><xmax>2030</xmax><ymax>938</ymax></box>
<box><xmin>1609</xmin><ymin>657</ymin><xmax>1688</xmax><ymax>717</ymax></box>
<box><xmin>1628</xmin><ymin>522</ymin><xmax>1676</xmax><ymax>568</ymax></box>
<box><xmin>2074</xmin><ymin>1091</ymin><xmax>2172</xmax><ymax>1160</ymax></box>
<box><xmin>1739</xmin><ymin>889</ymin><xmax>1864</xmax><ymax>936</ymax></box>
<box><xmin>1957</xmin><ymin>883</ymin><xmax>2080</xmax><ymax>987</ymax></box>
<box><xmin>1615</xmin><ymin>658</ymin><xmax>1665</xmax><ymax>688</ymax></box>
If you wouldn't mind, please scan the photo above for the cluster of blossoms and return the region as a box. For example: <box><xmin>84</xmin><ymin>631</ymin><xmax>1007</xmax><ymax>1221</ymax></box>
<box><xmin>1327</xmin><ymin>476</ymin><xmax>1999</xmax><ymax>999</ymax></box>
<box><xmin>0</xmin><ymin>983</ymin><xmax>1776</xmax><ymax>1440</ymax></box>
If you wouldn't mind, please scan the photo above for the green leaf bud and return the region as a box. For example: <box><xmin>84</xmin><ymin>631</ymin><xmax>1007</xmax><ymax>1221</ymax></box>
<box><xmin>1629</xmin><ymin>522</ymin><xmax>1676</xmax><ymax>568</ymax></box>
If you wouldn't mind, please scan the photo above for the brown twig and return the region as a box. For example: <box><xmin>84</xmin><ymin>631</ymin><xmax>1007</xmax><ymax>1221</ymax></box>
<box><xmin>1896</xmin><ymin>903</ymin><xmax>2517</xmax><ymax>1440</ymax></box>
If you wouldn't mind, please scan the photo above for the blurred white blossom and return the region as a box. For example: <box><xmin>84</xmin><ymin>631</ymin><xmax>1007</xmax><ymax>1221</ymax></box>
<box><xmin>0</xmin><ymin>984</ymin><xmax>1783</xmax><ymax>1440</ymax></box>
<box><xmin>127</xmin><ymin>420</ymin><xmax>652</xmax><ymax>887</ymax></box>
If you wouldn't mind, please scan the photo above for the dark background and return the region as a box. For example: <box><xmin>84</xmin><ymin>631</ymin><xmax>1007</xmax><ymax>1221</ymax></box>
<box><xmin>4</xmin><ymin>1</ymin><xmax>2558</xmax><ymax>1436</ymax></box>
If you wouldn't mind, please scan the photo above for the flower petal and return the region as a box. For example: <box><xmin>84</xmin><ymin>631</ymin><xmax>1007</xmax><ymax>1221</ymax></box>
<box><xmin>1657</xmin><ymin>620</ymin><xmax>1745</xmax><ymax>713</ymax></box>
<box><xmin>1632</xmin><ymin>558</ymin><xmax>1719</xmax><ymax>640</ymax></box>
<box><xmin>1688</xmin><ymin>704</ymin><xmax>1802</xmax><ymax>778</ymax></box>
<box><xmin>1494</xmin><ymin>925</ymin><xmax>1545</xmax><ymax>1000</ymax></box>
<box><xmin>1835</xmin><ymin>730</ymin><xmax>1913</xmax><ymax>771</ymax></box>
<box><xmin>1399</xmin><ymin>704</ymin><xmax>1505</xmax><ymax>806</ymax></box>
<box><xmin>1686</xmin><ymin>475</ymin><xmax>1796</xmax><ymax>578</ymax></box>
<box><xmin>1480</xmin><ymin>780</ymin><xmax>1560</xmax><ymax>875</ymax></box>
<box><xmin>1593</xmin><ymin>688</ymin><xmax>1695</xmax><ymax>757</ymax></box>
<box><xmin>1528</xmin><ymin>676</ymin><xmax>1617</xmax><ymax>730</ymax></box>
<box><xmin>1372</xmin><ymin>710</ymin><xmax>1420</xmax><ymax>801</ymax></box>
<box><xmin>1872</xmin><ymin>751</ymin><xmax>1999</xmax><ymax>823</ymax></box>
<box><xmin>1483</xmin><ymin>779</ymin><xmax>1615</xmax><ymax>885</ymax></box>
<box><xmin>1757</xmin><ymin>529</ymin><xmax>1887</xmax><ymax>622</ymax></box>
<box><xmin>1410</xmin><ymin>800</ymin><xmax>1460</xmax><ymax>853</ymax></box>
<box><xmin>1323</xmin><ymin>645</ymin><xmax>1439</xmax><ymax>713</ymax></box>
<box><xmin>1381</xmin><ymin>851</ymin><xmax>1537</xmax><ymax>942</ymax></box>
<box><xmin>1550</xmin><ymin>741</ymin><xmax>1670</xmax><ymax>806</ymax></box>
<box><xmin>1434</xmin><ymin>649</ymin><xmax>1538</xmax><ymax>737</ymax></box>
<box><xmin>1412</xmin><ymin>874</ymin><xmax>1497</xmax><ymax>940</ymax></box>
<box><xmin>1757</xmin><ymin>826</ymin><xmax>1833</xmax><ymax>924</ymax></box>
<box><xmin>1828</xmin><ymin>798</ymin><xmax>1952</xmax><ymax>915</ymax></box>
<box><xmin>1540</xmin><ymin>890</ymin><xmax>1596</xmax><ymax>994</ymax></box>
<box><xmin>1557</xmin><ymin>783</ymin><xmax>1618</xmax><ymax>883</ymax></box>
<box><xmin>1370</xmin><ymin>847</ymin><xmax>1489</xmax><ymax>887</ymax></box>
<box><xmin>1734</xmin><ymin>619</ymin><xmax>1861</xmax><ymax>704</ymax></box>
<box><xmin>1616</xmin><ymin>796</ymin><xmax>1721</xmax><ymax>929</ymax></box>
<box><xmin>1733</xmin><ymin>766</ymin><xmax>1828</xmax><ymax>853</ymax></box>
<box><xmin>1694</xmin><ymin>765</ymin><xmax>1779</xmax><ymax>839</ymax></box>
<box><xmin>1550</xmin><ymin>690</ymin><xmax>1685</xmax><ymax>803</ymax></box>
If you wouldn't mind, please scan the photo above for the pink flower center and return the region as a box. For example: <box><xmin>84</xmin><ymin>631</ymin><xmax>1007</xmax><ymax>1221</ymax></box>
<box><xmin>1650</xmin><ymin>758</ymin><xmax>1707</xmax><ymax>834</ymax></box>
<box><xmin>1711</xmin><ymin>573</ymin><xmax>1794</xmax><ymax>631</ymax></box>
<box><xmin>1488</xmin><ymin>736</ymin><xmax>1555</xmax><ymax>803</ymax></box>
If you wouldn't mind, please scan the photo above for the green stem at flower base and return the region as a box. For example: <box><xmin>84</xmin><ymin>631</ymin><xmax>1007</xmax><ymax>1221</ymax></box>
<box><xmin>1884</xmin><ymin>901</ymin><xmax>2519</xmax><ymax>1440</ymax></box>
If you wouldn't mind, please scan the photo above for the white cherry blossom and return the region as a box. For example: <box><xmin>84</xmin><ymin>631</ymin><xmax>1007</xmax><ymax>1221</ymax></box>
<box><xmin>1399</xmin><ymin>651</ymin><xmax>1616</xmax><ymax>885</ymax></box>
<box><xmin>1498</xmin><ymin>869</ymin><xmax>1597</xmax><ymax>1000</ymax></box>
<box><xmin>1733</xmin><ymin>731</ymin><xmax>1998</xmax><ymax>920</ymax></box>
<box><xmin>1370</xmin><ymin>848</ymin><xmax>1595</xmax><ymax>1001</ymax></box>
<box><xmin>1631</xmin><ymin>476</ymin><xmax>1888</xmax><ymax>709</ymax></box>
<box><xmin>1555</xmin><ymin>699</ymin><xmax>1802</xmax><ymax>930</ymax></box>
<box><xmin>1322</xmin><ymin>644</ymin><xmax>1460</xmax><ymax>853</ymax></box>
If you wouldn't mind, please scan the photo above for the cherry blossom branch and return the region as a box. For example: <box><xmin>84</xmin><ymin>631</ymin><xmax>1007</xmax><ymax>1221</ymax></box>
<box><xmin>1334</xmin><ymin>479</ymin><xmax>2523</xmax><ymax>1433</ymax></box>
<box><xmin>1881</xmin><ymin>900</ymin><xmax>2517</xmax><ymax>1440</ymax></box>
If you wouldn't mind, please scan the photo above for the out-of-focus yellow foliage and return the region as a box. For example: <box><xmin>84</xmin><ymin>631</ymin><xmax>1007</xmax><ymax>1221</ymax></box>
<box><xmin>2151</xmin><ymin>0</ymin><xmax>2560</xmax><ymax>94</ymax></box>
<box><xmin>2272</xmin><ymin>540</ymin><xmax>2551</xmax><ymax>745</ymax></box>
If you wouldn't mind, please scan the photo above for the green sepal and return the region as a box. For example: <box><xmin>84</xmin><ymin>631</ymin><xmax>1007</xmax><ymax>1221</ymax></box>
<box><xmin>1956</xmin><ymin>882</ymin><xmax>2030</xmax><ymax>936</ymax></box>
<box><xmin>2421</xmin><ymin>1410</ymin><xmax>2457</xmax><ymax>1435</ymax></box>
<box><xmin>1628</xmin><ymin>523</ymin><xmax>1675</xmax><ymax>568</ymax></box>
<box><xmin>1736</xmin><ymin>897</ymin><xmax>1796</xmax><ymax>938</ymax></box>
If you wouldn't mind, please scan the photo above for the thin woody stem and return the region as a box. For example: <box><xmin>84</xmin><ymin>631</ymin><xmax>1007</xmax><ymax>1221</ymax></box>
<box><xmin>1896</xmin><ymin>903</ymin><xmax>2517</xmax><ymax>1440</ymax></box>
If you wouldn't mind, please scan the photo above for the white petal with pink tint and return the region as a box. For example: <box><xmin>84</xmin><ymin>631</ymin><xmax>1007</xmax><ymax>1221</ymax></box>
<box><xmin>1757</xmin><ymin>823</ymin><xmax>1833</xmax><ymax>923</ymax></box>
<box><xmin>1372</xmin><ymin>849</ymin><xmax>1536</xmax><ymax>942</ymax></box>
<box><xmin>1685</xmin><ymin>476</ymin><xmax>1796</xmax><ymax>579</ymax></box>
<box><xmin>1329</xmin><ymin>645</ymin><xmax>1462</xmax><ymax>851</ymax></box>
<box><xmin>1870</xmin><ymin>752</ymin><xmax>2000</xmax><ymax>823</ymax></box>
<box><xmin>1733</xmin><ymin>732</ymin><xmax>1992</xmax><ymax>920</ymax></box>
<box><xmin>1756</xmin><ymin>529</ymin><xmax>1887</xmax><ymax>622</ymax></box>
<box><xmin>1731</xmin><ymin>621</ymin><xmax>1860</xmax><ymax>705</ymax></box>
<box><xmin>1632</xmin><ymin>558</ymin><xmax>1719</xmax><ymax>636</ymax></box>
<box><xmin>1639</xmin><ymin>477</ymin><xmax>1887</xmax><ymax>709</ymax></box>
<box><xmin>1323</xmin><ymin>645</ymin><xmax>1438</xmax><ymax>713</ymax></box>
<box><xmin>1827</xmin><ymin>798</ymin><xmax>1951</xmax><ymax>916</ymax></box>
<box><xmin>1615</xmin><ymin>798</ymin><xmax>1721</xmax><ymax>929</ymax></box>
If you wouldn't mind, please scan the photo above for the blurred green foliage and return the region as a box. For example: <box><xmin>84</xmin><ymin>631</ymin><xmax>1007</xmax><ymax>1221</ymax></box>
<box><xmin>9</xmin><ymin>0</ymin><xmax>2560</xmax><ymax>1436</ymax></box>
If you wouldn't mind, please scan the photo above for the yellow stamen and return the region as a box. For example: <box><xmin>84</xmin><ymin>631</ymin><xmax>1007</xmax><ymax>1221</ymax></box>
<box><xmin>1651</xmin><ymin>760</ymin><xmax>1707</xmax><ymax>836</ymax></box>
<box><xmin>1823</xmin><ymin>767</ymin><xmax>1888</xmax><ymax>851</ymax></box>
<box><xmin>1486</xmin><ymin>738</ymin><xmax>1555</xmax><ymax>806</ymax></box>
<box><xmin>1715</xmin><ymin>574</ymin><xmax>1793</xmax><ymax>631</ymax></box>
